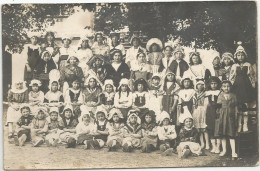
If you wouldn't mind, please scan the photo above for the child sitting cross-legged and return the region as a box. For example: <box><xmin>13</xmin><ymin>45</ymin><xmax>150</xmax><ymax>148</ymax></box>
<box><xmin>140</xmin><ymin>110</ymin><xmax>158</xmax><ymax>153</ymax></box>
<box><xmin>31</xmin><ymin>107</ymin><xmax>48</xmax><ymax>147</ymax></box>
<box><xmin>58</xmin><ymin>105</ymin><xmax>78</xmax><ymax>148</ymax></box>
<box><xmin>106</xmin><ymin>108</ymin><xmax>125</xmax><ymax>152</ymax></box>
<box><xmin>177</xmin><ymin>109</ymin><xmax>203</xmax><ymax>158</ymax></box>
<box><xmin>122</xmin><ymin>110</ymin><xmax>142</xmax><ymax>152</ymax></box>
<box><xmin>45</xmin><ymin>107</ymin><xmax>60</xmax><ymax>147</ymax></box>
<box><xmin>13</xmin><ymin>105</ymin><xmax>34</xmax><ymax>146</ymax></box>
<box><xmin>157</xmin><ymin>111</ymin><xmax>177</xmax><ymax>156</ymax></box>
<box><xmin>76</xmin><ymin>111</ymin><xmax>100</xmax><ymax>150</ymax></box>
<box><xmin>93</xmin><ymin>106</ymin><xmax>109</xmax><ymax>149</ymax></box>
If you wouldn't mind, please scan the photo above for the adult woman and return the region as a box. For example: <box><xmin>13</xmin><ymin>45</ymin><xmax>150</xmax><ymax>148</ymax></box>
<box><xmin>76</xmin><ymin>35</ymin><xmax>93</xmax><ymax>73</ymax></box>
<box><xmin>109</xmin><ymin>31</ymin><xmax>125</xmax><ymax>58</ymax></box>
<box><xmin>87</xmin><ymin>54</ymin><xmax>114</xmax><ymax>83</ymax></box>
<box><xmin>91</xmin><ymin>32</ymin><xmax>110</xmax><ymax>60</ymax></box>
<box><xmin>125</xmin><ymin>35</ymin><xmax>146</xmax><ymax>68</ymax></box>
<box><xmin>59</xmin><ymin>35</ymin><xmax>76</xmax><ymax>70</ymax></box>
<box><xmin>110</xmin><ymin>50</ymin><xmax>130</xmax><ymax>87</ymax></box>
<box><xmin>44</xmin><ymin>31</ymin><xmax>59</xmax><ymax>67</ymax></box>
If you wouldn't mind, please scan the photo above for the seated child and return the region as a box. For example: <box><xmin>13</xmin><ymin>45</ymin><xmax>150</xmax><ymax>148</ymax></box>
<box><xmin>13</xmin><ymin>105</ymin><xmax>34</xmax><ymax>146</ymax></box>
<box><xmin>28</xmin><ymin>79</ymin><xmax>44</xmax><ymax>115</ymax></box>
<box><xmin>45</xmin><ymin>107</ymin><xmax>60</xmax><ymax>147</ymax></box>
<box><xmin>132</xmin><ymin>78</ymin><xmax>150</xmax><ymax>121</ymax></box>
<box><xmin>177</xmin><ymin>112</ymin><xmax>202</xmax><ymax>158</ymax></box>
<box><xmin>7</xmin><ymin>80</ymin><xmax>29</xmax><ymax>138</ymax></box>
<box><xmin>58</xmin><ymin>105</ymin><xmax>78</xmax><ymax>148</ymax></box>
<box><xmin>122</xmin><ymin>110</ymin><xmax>142</xmax><ymax>152</ymax></box>
<box><xmin>31</xmin><ymin>107</ymin><xmax>48</xmax><ymax>147</ymax></box>
<box><xmin>76</xmin><ymin>112</ymin><xmax>99</xmax><ymax>150</ymax></box>
<box><xmin>44</xmin><ymin>80</ymin><xmax>64</xmax><ymax>111</ymax></box>
<box><xmin>93</xmin><ymin>106</ymin><xmax>109</xmax><ymax>149</ymax></box>
<box><xmin>140</xmin><ymin>111</ymin><xmax>158</xmax><ymax>153</ymax></box>
<box><xmin>100</xmin><ymin>79</ymin><xmax>116</xmax><ymax>112</ymax></box>
<box><xmin>106</xmin><ymin>108</ymin><xmax>125</xmax><ymax>151</ymax></box>
<box><xmin>157</xmin><ymin>111</ymin><xmax>177</xmax><ymax>156</ymax></box>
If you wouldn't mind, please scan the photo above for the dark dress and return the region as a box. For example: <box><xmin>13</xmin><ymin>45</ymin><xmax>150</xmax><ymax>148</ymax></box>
<box><xmin>16</xmin><ymin>115</ymin><xmax>34</xmax><ymax>140</ymax></box>
<box><xmin>232</xmin><ymin>65</ymin><xmax>254</xmax><ymax>104</ymax></box>
<box><xmin>214</xmin><ymin>93</ymin><xmax>238</xmax><ymax>138</ymax></box>
<box><xmin>168</xmin><ymin>59</ymin><xmax>189</xmax><ymax>77</ymax></box>
<box><xmin>94</xmin><ymin>120</ymin><xmax>108</xmax><ymax>141</ymax></box>
<box><xmin>110</xmin><ymin>62</ymin><xmax>130</xmax><ymax>87</ymax></box>
<box><xmin>24</xmin><ymin>46</ymin><xmax>41</xmax><ymax>83</ymax></box>
<box><xmin>205</xmin><ymin>90</ymin><xmax>221</xmax><ymax>137</ymax></box>
<box><xmin>35</xmin><ymin>58</ymin><xmax>57</xmax><ymax>93</ymax></box>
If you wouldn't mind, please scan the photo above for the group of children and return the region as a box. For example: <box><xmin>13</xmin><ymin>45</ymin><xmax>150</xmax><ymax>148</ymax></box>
<box><xmin>6</xmin><ymin>31</ymin><xmax>256</xmax><ymax>160</ymax></box>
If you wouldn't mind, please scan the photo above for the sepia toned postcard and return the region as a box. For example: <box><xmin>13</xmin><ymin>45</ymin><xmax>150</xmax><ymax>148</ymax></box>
<box><xmin>1</xmin><ymin>0</ymin><xmax>259</xmax><ymax>170</ymax></box>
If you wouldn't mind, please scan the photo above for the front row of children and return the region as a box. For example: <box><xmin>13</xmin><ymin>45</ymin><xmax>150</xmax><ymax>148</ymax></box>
<box><xmin>12</xmin><ymin>79</ymin><xmax>237</xmax><ymax>160</ymax></box>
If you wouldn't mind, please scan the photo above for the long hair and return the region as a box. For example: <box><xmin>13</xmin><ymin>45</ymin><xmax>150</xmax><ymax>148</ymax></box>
<box><xmin>206</xmin><ymin>76</ymin><xmax>221</xmax><ymax>90</ymax></box>
<box><xmin>118</xmin><ymin>86</ymin><xmax>130</xmax><ymax>99</ymax></box>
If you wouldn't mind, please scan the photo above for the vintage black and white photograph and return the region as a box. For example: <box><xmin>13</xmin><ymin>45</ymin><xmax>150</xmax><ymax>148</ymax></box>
<box><xmin>1</xmin><ymin>1</ymin><xmax>259</xmax><ymax>170</ymax></box>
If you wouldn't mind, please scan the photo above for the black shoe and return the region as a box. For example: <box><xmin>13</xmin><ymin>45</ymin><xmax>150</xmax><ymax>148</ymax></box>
<box><xmin>92</xmin><ymin>139</ymin><xmax>100</xmax><ymax>149</ymax></box>
<box><xmin>67</xmin><ymin>137</ymin><xmax>76</xmax><ymax>148</ymax></box>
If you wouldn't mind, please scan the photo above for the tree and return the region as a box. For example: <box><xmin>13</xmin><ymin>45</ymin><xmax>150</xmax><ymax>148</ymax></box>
<box><xmin>94</xmin><ymin>3</ymin><xmax>128</xmax><ymax>35</ymax></box>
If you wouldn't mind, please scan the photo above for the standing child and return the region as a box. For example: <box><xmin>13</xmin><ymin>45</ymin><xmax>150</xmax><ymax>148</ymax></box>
<box><xmin>100</xmin><ymin>79</ymin><xmax>116</xmax><ymax>112</ymax></box>
<box><xmin>45</xmin><ymin>107</ymin><xmax>60</xmax><ymax>147</ymax></box>
<box><xmin>106</xmin><ymin>108</ymin><xmax>125</xmax><ymax>151</ymax></box>
<box><xmin>31</xmin><ymin>107</ymin><xmax>48</xmax><ymax>147</ymax></box>
<box><xmin>159</xmin><ymin>45</ymin><xmax>174</xmax><ymax>76</ymax></box>
<box><xmin>140</xmin><ymin>111</ymin><xmax>158</xmax><ymax>153</ymax></box>
<box><xmin>58</xmin><ymin>105</ymin><xmax>78</xmax><ymax>148</ymax></box>
<box><xmin>146</xmin><ymin>38</ymin><xmax>164</xmax><ymax>74</ymax></box>
<box><xmin>157</xmin><ymin>111</ymin><xmax>177</xmax><ymax>156</ymax></box>
<box><xmin>7</xmin><ymin>80</ymin><xmax>29</xmax><ymax>138</ymax></box>
<box><xmin>161</xmin><ymin>72</ymin><xmax>180</xmax><ymax>125</ymax></box>
<box><xmin>230</xmin><ymin>43</ymin><xmax>256</xmax><ymax>132</ymax></box>
<box><xmin>221</xmin><ymin>52</ymin><xmax>234</xmax><ymax>81</ymax></box>
<box><xmin>13</xmin><ymin>105</ymin><xmax>34</xmax><ymax>146</ymax></box>
<box><xmin>205</xmin><ymin>76</ymin><xmax>221</xmax><ymax>153</ymax></box>
<box><xmin>122</xmin><ymin>110</ymin><xmax>142</xmax><ymax>152</ymax></box>
<box><xmin>177</xmin><ymin>112</ymin><xmax>202</xmax><ymax>158</ymax></box>
<box><xmin>168</xmin><ymin>45</ymin><xmax>189</xmax><ymax>85</ymax></box>
<box><xmin>192</xmin><ymin>78</ymin><xmax>209</xmax><ymax>150</ymax></box>
<box><xmin>76</xmin><ymin>35</ymin><xmax>93</xmax><ymax>71</ymax></box>
<box><xmin>28</xmin><ymin>79</ymin><xmax>44</xmax><ymax>115</ymax></box>
<box><xmin>59</xmin><ymin>35</ymin><xmax>76</xmax><ymax>70</ymax></box>
<box><xmin>148</xmin><ymin>74</ymin><xmax>164</xmax><ymax>122</ymax></box>
<box><xmin>114</xmin><ymin>78</ymin><xmax>133</xmax><ymax>120</ymax></box>
<box><xmin>212</xmin><ymin>56</ymin><xmax>226</xmax><ymax>81</ymax></box>
<box><xmin>214</xmin><ymin>81</ymin><xmax>238</xmax><ymax>159</ymax></box>
<box><xmin>22</xmin><ymin>33</ymin><xmax>41</xmax><ymax>83</ymax></box>
<box><xmin>177</xmin><ymin>78</ymin><xmax>195</xmax><ymax>127</ymax></box>
<box><xmin>183</xmin><ymin>52</ymin><xmax>211</xmax><ymax>84</ymax></box>
<box><xmin>132</xmin><ymin>78</ymin><xmax>150</xmax><ymax>121</ymax></box>
<box><xmin>34</xmin><ymin>50</ymin><xmax>57</xmax><ymax>93</ymax></box>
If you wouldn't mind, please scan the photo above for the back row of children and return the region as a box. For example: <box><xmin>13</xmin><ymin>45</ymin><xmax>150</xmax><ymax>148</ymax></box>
<box><xmin>7</xmin><ymin>31</ymin><xmax>256</xmax><ymax>160</ymax></box>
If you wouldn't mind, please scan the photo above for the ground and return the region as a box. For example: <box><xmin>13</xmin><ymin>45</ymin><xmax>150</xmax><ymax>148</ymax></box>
<box><xmin>2</xmin><ymin>104</ymin><xmax>259</xmax><ymax>170</ymax></box>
